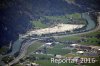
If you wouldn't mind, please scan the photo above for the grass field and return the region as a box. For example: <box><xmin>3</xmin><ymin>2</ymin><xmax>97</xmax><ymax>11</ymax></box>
<box><xmin>31</xmin><ymin>20</ymin><xmax>47</xmax><ymax>28</ymax></box>
<box><xmin>47</xmin><ymin>44</ymin><xmax>71</xmax><ymax>55</ymax></box>
<box><xmin>82</xmin><ymin>31</ymin><xmax>100</xmax><ymax>37</ymax></box>
<box><xmin>27</xmin><ymin>42</ymin><xmax>71</xmax><ymax>55</ymax></box>
<box><xmin>35</xmin><ymin>60</ymin><xmax>75</xmax><ymax>66</ymax></box>
<box><xmin>30</xmin><ymin>13</ymin><xmax>85</xmax><ymax>29</ymax></box>
<box><xmin>55</xmin><ymin>31</ymin><xmax>100</xmax><ymax>46</ymax></box>
<box><xmin>45</xmin><ymin>13</ymin><xmax>82</xmax><ymax>20</ymax></box>
<box><xmin>55</xmin><ymin>36</ymin><xmax>81</xmax><ymax>42</ymax></box>
<box><xmin>80</xmin><ymin>31</ymin><xmax>100</xmax><ymax>45</ymax></box>
<box><xmin>28</xmin><ymin>53</ymin><xmax>76</xmax><ymax>66</ymax></box>
<box><xmin>31</xmin><ymin>54</ymin><xmax>75</xmax><ymax>66</ymax></box>
<box><xmin>27</xmin><ymin>41</ymin><xmax>44</xmax><ymax>54</ymax></box>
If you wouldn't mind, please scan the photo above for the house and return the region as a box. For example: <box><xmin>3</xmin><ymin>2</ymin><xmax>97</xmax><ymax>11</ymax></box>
<box><xmin>45</xmin><ymin>42</ymin><xmax>52</xmax><ymax>47</ymax></box>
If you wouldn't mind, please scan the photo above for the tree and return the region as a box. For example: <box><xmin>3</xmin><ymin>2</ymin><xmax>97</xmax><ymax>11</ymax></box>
<box><xmin>2</xmin><ymin>56</ymin><xmax>14</xmax><ymax>64</ymax></box>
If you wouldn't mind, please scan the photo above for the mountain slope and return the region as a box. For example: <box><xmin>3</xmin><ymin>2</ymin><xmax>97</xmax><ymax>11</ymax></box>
<box><xmin>0</xmin><ymin>0</ymin><xmax>100</xmax><ymax>47</ymax></box>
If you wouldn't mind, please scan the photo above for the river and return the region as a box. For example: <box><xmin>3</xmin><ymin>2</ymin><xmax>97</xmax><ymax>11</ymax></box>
<box><xmin>8</xmin><ymin>12</ymin><xmax>96</xmax><ymax>56</ymax></box>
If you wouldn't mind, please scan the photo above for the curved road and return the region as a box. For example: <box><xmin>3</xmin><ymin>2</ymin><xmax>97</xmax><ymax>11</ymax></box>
<box><xmin>6</xmin><ymin>40</ymin><xmax>38</xmax><ymax>66</ymax></box>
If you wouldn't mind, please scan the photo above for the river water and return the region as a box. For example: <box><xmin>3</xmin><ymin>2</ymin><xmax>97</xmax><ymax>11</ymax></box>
<box><xmin>82</xmin><ymin>13</ymin><xmax>96</xmax><ymax>30</ymax></box>
<box><xmin>9</xmin><ymin>39</ymin><xmax>24</xmax><ymax>55</ymax></box>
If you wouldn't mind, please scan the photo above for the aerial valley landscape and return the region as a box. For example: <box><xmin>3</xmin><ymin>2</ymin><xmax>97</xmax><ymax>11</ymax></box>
<box><xmin>0</xmin><ymin>0</ymin><xmax>100</xmax><ymax>66</ymax></box>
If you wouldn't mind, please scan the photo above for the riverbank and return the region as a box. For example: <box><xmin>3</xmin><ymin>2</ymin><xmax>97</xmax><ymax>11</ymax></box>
<box><xmin>97</xmin><ymin>12</ymin><xmax>100</xmax><ymax>30</ymax></box>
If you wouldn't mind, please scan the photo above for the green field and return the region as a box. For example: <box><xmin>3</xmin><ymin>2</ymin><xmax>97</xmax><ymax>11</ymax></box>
<box><xmin>27</xmin><ymin>42</ymin><xmax>71</xmax><ymax>55</ymax></box>
<box><xmin>44</xmin><ymin>13</ymin><xmax>85</xmax><ymax>24</ymax></box>
<box><xmin>29</xmin><ymin>54</ymin><xmax>75</xmax><ymax>66</ymax></box>
<box><xmin>35</xmin><ymin>60</ymin><xmax>75</xmax><ymax>66</ymax></box>
<box><xmin>30</xmin><ymin>13</ymin><xmax>86</xmax><ymax>29</ymax></box>
<box><xmin>80</xmin><ymin>37</ymin><xmax>100</xmax><ymax>45</ymax></box>
<box><xmin>31</xmin><ymin>20</ymin><xmax>47</xmax><ymax>28</ymax></box>
<box><xmin>55</xmin><ymin>31</ymin><xmax>100</xmax><ymax>46</ymax></box>
<box><xmin>47</xmin><ymin>44</ymin><xmax>71</xmax><ymax>55</ymax></box>
<box><xmin>45</xmin><ymin>13</ymin><xmax>82</xmax><ymax>20</ymax></box>
<box><xmin>27</xmin><ymin>41</ymin><xmax>44</xmax><ymax>54</ymax></box>
<box><xmin>27</xmin><ymin>53</ymin><xmax>76</xmax><ymax>66</ymax></box>
<box><xmin>80</xmin><ymin>31</ymin><xmax>100</xmax><ymax>45</ymax></box>
<box><xmin>82</xmin><ymin>31</ymin><xmax>100</xmax><ymax>37</ymax></box>
<box><xmin>55</xmin><ymin>36</ymin><xmax>81</xmax><ymax>42</ymax></box>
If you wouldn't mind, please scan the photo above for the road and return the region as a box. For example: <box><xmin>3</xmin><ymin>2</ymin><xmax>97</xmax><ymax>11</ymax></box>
<box><xmin>5</xmin><ymin>40</ymin><xmax>38</xmax><ymax>66</ymax></box>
